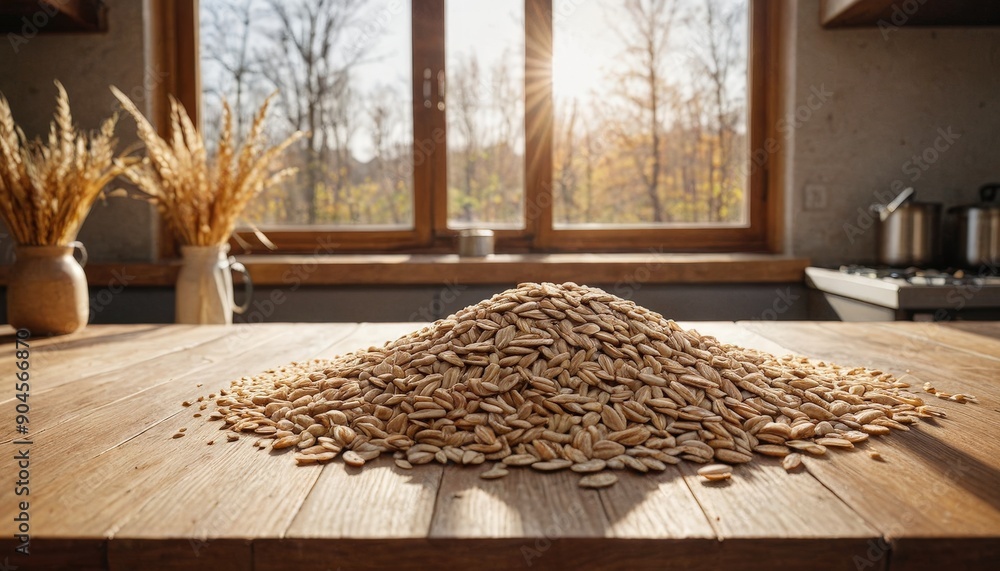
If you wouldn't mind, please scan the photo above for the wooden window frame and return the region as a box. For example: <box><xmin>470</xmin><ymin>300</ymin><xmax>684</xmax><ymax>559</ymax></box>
<box><xmin>161</xmin><ymin>0</ymin><xmax>782</xmax><ymax>257</ymax></box>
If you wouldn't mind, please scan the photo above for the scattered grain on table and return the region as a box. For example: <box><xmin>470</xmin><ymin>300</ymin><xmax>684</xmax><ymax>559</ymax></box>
<box><xmin>480</xmin><ymin>464</ymin><xmax>509</xmax><ymax>480</ymax></box>
<box><xmin>192</xmin><ymin>282</ymin><xmax>961</xmax><ymax>488</ymax></box>
<box><xmin>782</xmin><ymin>453</ymin><xmax>803</xmax><ymax>471</ymax></box>
<box><xmin>698</xmin><ymin>464</ymin><xmax>732</xmax><ymax>482</ymax></box>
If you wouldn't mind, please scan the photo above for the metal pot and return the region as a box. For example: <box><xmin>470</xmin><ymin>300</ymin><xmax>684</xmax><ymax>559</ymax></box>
<box><xmin>872</xmin><ymin>189</ymin><xmax>941</xmax><ymax>267</ymax></box>
<box><xmin>949</xmin><ymin>183</ymin><xmax>1000</xmax><ymax>269</ymax></box>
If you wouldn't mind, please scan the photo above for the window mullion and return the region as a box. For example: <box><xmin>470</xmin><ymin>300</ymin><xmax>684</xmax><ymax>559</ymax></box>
<box><xmin>524</xmin><ymin>0</ymin><xmax>554</xmax><ymax>250</ymax></box>
<box><xmin>411</xmin><ymin>0</ymin><xmax>446</xmax><ymax>244</ymax></box>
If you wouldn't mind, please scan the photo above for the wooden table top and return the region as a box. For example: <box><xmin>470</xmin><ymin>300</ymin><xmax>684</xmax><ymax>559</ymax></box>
<box><xmin>1</xmin><ymin>321</ymin><xmax>999</xmax><ymax>571</ymax></box>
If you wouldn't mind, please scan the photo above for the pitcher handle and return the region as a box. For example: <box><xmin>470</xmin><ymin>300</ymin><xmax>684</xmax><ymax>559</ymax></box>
<box><xmin>70</xmin><ymin>241</ymin><xmax>88</xmax><ymax>268</ymax></box>
<box><xmin>228</xmin><ymin>258</ymin><xmax>253</xmax><ymax>315</ymax></box>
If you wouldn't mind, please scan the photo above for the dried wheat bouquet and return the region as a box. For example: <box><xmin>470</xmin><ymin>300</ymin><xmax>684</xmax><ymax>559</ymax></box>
<box><xmin>0</xmin><ymin>81</ymin><xmax>128</xmax><ymax>245</ymax></box>
<box><xmin>111</xmin><ymin>88</ymin><xmax>303</xmax><ymax>246</ymax></box>
<box><xmin>193</xmin><ymin>283</ymin><xmax>956</xmax><ymax>488</ymax></box>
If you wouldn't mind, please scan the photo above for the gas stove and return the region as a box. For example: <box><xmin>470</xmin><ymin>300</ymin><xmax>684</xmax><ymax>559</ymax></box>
<box><xmin>839</xmin><ymin>265</ymin><xmax>1000</xmax><ymax>286</ymax></box>
<box><xmin>806</xmin><ymin>266</ymin><xmax>1000</xmax><ymax>321</ymax></box>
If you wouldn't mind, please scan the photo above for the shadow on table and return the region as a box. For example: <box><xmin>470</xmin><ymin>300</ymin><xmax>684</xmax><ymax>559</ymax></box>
<box><xmin>0</xmin><ymin>324</ymin><xmax>165</xmax><ymax>349</ymax></box>
<box><xmin>891</xmin><ymin>422</ymin><xmax>1000</xmax><ymax>515</ymax></box>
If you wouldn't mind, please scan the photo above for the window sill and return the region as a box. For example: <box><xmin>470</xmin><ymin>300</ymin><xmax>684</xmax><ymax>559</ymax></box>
<box><xmin>0</xmin><ymin>254</ymin><xmax>809</xmax><ymax>287</ymax></box>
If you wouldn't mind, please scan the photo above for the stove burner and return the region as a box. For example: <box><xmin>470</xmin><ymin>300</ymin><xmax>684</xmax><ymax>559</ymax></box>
<box><xmin>839</xmin><ymin>265</ymin><xmax>1000</xmax><ymax>286</ymax></box>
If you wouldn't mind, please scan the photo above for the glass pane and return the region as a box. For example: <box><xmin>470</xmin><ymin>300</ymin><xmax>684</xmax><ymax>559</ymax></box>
<box><xmin>200</xmin><ymin>0</ymin><xmax>413</xmax><ymax>228</ymax></box>
<box><xmin>445</xmin><ymin>0</ymin><xmax>525</xmax><ymax>229</ymax></box>
<box><xmin>552</xmin><ymin>0</ymin><xmax>749</xmax><ymax>227</ymax></box>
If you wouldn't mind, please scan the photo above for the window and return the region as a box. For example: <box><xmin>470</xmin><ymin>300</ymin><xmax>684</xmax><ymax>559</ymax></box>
<box><xmin>187</xmin><ymin>0</ymin><xmax>778</xmax><ymax>254</ymax></box>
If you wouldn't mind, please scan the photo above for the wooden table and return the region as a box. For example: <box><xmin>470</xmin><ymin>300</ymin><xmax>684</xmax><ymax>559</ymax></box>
<box><xmin>1</xmin><ymin>322</ymin><xmax>998</xmax><ymax>570</ymax></box>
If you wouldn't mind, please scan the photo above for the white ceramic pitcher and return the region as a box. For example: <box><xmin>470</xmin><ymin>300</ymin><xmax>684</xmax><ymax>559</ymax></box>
<box><xmin>175</xmin><ymin>244</ymin><xmax>252</xmax><ymax>324</ymax></box>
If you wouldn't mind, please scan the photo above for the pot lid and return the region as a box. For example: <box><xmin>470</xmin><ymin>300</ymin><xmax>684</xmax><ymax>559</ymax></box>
<box><xmin>950</xmin><ymin>183</ymin><xmax>1000</xmax><ymax>212</ymax></box>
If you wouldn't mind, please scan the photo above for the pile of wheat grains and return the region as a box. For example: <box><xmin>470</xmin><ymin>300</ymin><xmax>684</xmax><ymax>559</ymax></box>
<box><xmin>197</xmin><ymin>282</ymin><xmax>946</xmax><ymax>488</ymax></box>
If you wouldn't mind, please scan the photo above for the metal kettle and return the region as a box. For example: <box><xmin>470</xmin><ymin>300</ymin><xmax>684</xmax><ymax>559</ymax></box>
<box><xmin>948</xmin><ymin>183</ymin><xmax>1000</xmax><ymax>269</ymax></box>
<box><xmin>872</xmin><ymin>187</ymin><xmax>942</xmax><ymax>267</ymax></box>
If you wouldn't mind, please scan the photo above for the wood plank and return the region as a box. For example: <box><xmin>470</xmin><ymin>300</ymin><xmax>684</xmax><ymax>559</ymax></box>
<box><xmin>0</xmin><ymin>324</ymin><xmax>359</xmax><ymax>570</ymax></box>
<box><xmin>239</xmin><ymin>254</ymin><xmax>808</xmax><ymax>285</ymax></box>
<box><xmin>940</xmin><ymin>321</ymin><xmax>1000</xmax><ymax>342</ymax></box>
<box><xmin>106</xmin><ymin>324</ymin><xmax>420</xmax><ymax>570</ymax></box>
<box><xmin>0</xmin><ymin>325</ymin><xmax>227</xmax><ymax>411</ymax></box>
<box><xmin>0</xmin><ymin>325</ymin><xmax>251</xmax><ymax>445</ymax></box>
<box><xmin>738</xmin><ymin>321</ymin><xmax>1000</xmax><ymax>570</ymax></box>
<box><xmin>0</xmin><ymin>323</ymin><xmax>151</xmax><ymax>389</ymax></box>
<box><xmin>870</xmin><ymin>321</ymin><xmax>1000</xmax><ymax>366</ymax></box>
<box><xmin>108</xmin><ymin>540</ymin><xmax>251</xmax><ymax>571</ymax></box>
<box><xmin>0</xmin><ymin>323</ymin><xmax>139</xmax><ymax>344</ymax></box>
<box><xmin>406</xmin><ymin>323</ymin><xmax>877</xmax><ymax>570</ymax></box>
<box><xmin>283</xmin><ymin>456</ymin><xmax>442</xmax><ymax>539</ymax></box>
<box><xmin>890</xmin><ymin>537</ymin><xmax>1000</xmax><ymax>571</ymax></box>
<box><xmin>1</xmin><ymin>538</ymin><xmax>107</xmax><ymax>571</ymax></box>
<box><xmin>253</xmin><ymin>322</ymin><xmax>447</xmax><ymax>569</ymax></box>
<box><xmin>0</xmin><ymin>254</ymin><xmax>810</xmax><ymax>286</ymax></box>
<box><xmin>255</xmin><ymin>536</ymin><xmax>881</xmax><ymax>571</ymax></box>
<box><xmin>6</xmin><ymin>322</ymin><xmax>999</xmax><ymax>570</ymax></box>
<box><xmin>0</xmin><ymin>323</ymin><xmax>149</xmax><ymax>369</ymax></box>
<box><xmin>674</xmin><ymin>323</ymin><xmax>883</xmax><ymax>569</ymax></box>
<box><xmin>676</xmin><ymin>455</ymin><xmax>879</xmax><ymax>540</ymax></box>
<box><xmin>257</xmin><ymin>537</ymin><xmax>709</xmax><ymax>571</ymax></box>
<box><xmin>431</xmin><ymin>464</ymin><xmax>610</xmax><ymax>538</ymax></box>
<box><xmin>109</xmin><ymin>324</ymin><xmax>409</xmax><ymax>529</ymax></box>
<box><xmin>596</xmin><ymin>468</ymin><xmax>714</xmax><ymax>540</ymax></box>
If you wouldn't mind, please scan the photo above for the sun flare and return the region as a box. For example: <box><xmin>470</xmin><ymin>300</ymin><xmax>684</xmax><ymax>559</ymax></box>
<box><xmin>552</xmin><ymin>31</ymin><xmax>604</xmax><ymax>103</ymax></box>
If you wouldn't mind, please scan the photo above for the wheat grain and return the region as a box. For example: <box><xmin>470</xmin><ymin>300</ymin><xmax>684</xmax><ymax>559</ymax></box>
<box><xmin>111</xmin><ymin>88</ymin><xmax>302</xmax><ymax>247</ymax></box>
<box><xmin>195</xmin><ymin>282</ymin><xmax>962</xmax><ymax>488</ymax></box>
<box><xmin>343</xmin><ymin>450</ymin><xmax>365</xmax><ymax>467</ymax></box>
<box><xmin>480</xmin><ymin>464</ymin><xmax>510</xmax><ymax>480</ymax></box>
<box><xmin>0</xmin><ymin>82</ymin><xmax>130</xmax><ymax>245</ymax></box>
<box><xmin>578</xmin><ymin>473</ymin><xmax>618</xmax><ymax>488</ymax></box>
<box><xmin>782</xmin><ymin>453</ymin><xmax>803</xmax><ymax>471</ymax></box>
<box><xmin>697</xmin><ymin>464</ymin><xmax>733</xmax><ymax>481</ymax></box>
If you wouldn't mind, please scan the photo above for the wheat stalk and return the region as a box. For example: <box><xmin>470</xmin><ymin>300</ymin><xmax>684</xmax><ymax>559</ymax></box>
<box><xmin>0</xmin><ymin>81</ymin><xmax>129</xmax><ymax>246</ymax></box>
<box><xmin>112</xmin><ymin>88</ymin><xmax>304</xmax><ymax>247</ymax></box>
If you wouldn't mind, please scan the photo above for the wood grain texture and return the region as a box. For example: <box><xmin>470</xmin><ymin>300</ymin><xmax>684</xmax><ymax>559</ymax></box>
<box><xmin>431</xmin><ymin>463</ymin><xmax>610</xmax><ymax>538</ymax></box>
<box><xmin>0</xmin><ymin>326</ymin><xmax>246</xmax><ymax>445</ymax></box>
<box><xmin>0</xmin><ymin>323</ymin><xmax>158</xmax><ymax>372</ymax></box>
<box><xmin>941</xmin><ymin>321</ymin><xmax>1000</xmax><ymax>341</ymax></box>
<box><xmin>740</xmin><ymin>321</ymin><xmax>1000</xmax><ymax>570</ymax></box>
<box><xmin>676</xmin><ymin>456</ymin><xmax>878</xmax><ymax>540</ymax></box>
<box><xmin>0</xmin><ymin>323</ymin><xmax>357</xmax><ymax>571</ymax></box>
<box><xmin>0</xmin><ymin>254</ymin><xmax>810</xmax><ymax>286</ymax></box>
<box><xmin>597</xmin><ymin>468</ymin><xmax>714</xmax><ymax>539</ymax></box>
<box><xmin>870</xmin><ymin>321</ymin><xmax>1000</xmax><ymax>366</ymax></box>
<box><xmin>2</xmin><ymin>322</ymin><xmax>999</xmax><ymax>571</ymax></box>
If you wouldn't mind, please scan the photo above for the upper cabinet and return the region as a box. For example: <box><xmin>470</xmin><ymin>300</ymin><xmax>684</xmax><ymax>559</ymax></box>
<box><xmin>821</xmin><ymin>0</ymin><xmax>1000</xmax><ymax>28</ymax></box>
<box><xmin>0</xmin><ymin>0</ymin><xmax>106</xmax><ymax>34</ymax></box>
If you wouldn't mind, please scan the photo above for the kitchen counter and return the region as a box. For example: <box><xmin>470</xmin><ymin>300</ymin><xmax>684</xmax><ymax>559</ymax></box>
<box><xmin>2</xmin><ymin>321</ymin><xmax>999</xmax><ymax>570</ymax></box>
